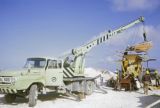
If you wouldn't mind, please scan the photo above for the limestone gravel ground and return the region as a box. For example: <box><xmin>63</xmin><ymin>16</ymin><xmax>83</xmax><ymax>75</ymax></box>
<box><xmin>0</xmin><ymin>87</ymin><xmax>159</xmax><ymax>108</ymax></box>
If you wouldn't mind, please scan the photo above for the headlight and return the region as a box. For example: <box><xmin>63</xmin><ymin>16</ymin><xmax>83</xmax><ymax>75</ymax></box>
<box><xmin>10</xmin><ymin>77</ymin><xmax>17</xmax><ymax>83</ymax></box>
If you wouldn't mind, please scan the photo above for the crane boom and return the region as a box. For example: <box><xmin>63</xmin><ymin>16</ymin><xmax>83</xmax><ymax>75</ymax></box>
<box><xmin>72</xmin><ymin>16</ymin><xmax>144</xmax><ymax>56</ymax></box>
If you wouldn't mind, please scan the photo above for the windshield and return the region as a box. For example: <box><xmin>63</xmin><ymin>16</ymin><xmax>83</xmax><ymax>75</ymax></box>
<box><xmin>24</xmin><ymin>58</ymin><xmax>46</xmax><ymax>68</ymax></box>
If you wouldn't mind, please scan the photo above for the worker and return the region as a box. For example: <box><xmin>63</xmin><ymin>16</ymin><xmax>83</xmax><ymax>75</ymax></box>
<box><xmin>100</xmin><ymin>71</ymin><xmax>104</xmax><ymax>86</ymax></box>
<box><xmin>142</xmin><ymin>69</ymin><xmax>151</xmax><ymax>95</ymax></box>
<box><xmin>154</xmin><ymin>70</ymin><xmax>159</xmax><ymax>87</ymax></box>
<box><xmin>122</xmin><ymin>58</ymin><xmax>129</xmax><ymax>73</ymax></box>
<box><xmin>134</xmin><ymin>67</ymin><xmax>139</xmax><ymax>78</ymax></box>
<box><xmin>64</xmin><ymin>57</ymin><xmax>73</xmax><ymax>67</ymax></box>
<box><xmin>114</xmin><ymin>72</ymin><xmax>119</xmax><ymax>90</ymax></box>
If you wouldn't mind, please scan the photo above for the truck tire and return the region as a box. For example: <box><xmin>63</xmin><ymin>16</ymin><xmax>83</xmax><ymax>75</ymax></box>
<box><xmin>5</xmin><ymin>94</ymin><xmax>16</xmax><ymax>103</ymax></box>
<box><xmin>29</xmin><ymin>84</ymin><xmax>38</xmax><ymax>107</ymax></box>
<box><xmin>85</xmin><ymin>81</ymin><xmax>94</xmax><ymax>95</ymax></box>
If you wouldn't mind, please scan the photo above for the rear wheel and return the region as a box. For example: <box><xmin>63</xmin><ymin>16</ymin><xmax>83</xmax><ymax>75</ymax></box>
<box><xmin>28</xmin><ymin>84</ymin><xmax>38</xmax><ymax>107</ymax></box>
<box><xmin>5</xmin><ymin>94</ymin><xmax>16</xmax><ymax>103</ymax></box>
<box><xmin>85</xmin><ymin>81</ymin><xmax>94</xmax><ymax>95</ymax></box>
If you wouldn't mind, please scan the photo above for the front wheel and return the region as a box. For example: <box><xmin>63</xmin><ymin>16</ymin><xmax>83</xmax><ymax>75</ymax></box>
<box><xmin>5</xmin><ymin>94</ymin><xmax>16</xmax><ymax>103</ymax></box>
<box><xmin>28</xmin><ymin>84</ymin><xmax>38</xmax><ymax>107</ymax></box>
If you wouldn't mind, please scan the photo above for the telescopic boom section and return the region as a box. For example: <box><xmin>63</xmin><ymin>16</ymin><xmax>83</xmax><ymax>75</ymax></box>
<box><xmin>72</xmin><ymin>16</ymin><xmax>144</xmax><ymax>56</ymax></box>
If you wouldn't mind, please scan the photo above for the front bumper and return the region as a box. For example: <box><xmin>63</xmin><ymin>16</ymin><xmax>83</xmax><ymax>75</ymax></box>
<box><xmin>0</xmin><ymin>83</ymin><xmax>18</xmax><ymax>94</ymax></box>
<box><xmin>0</xmin><ymin>87</ymin><xmax>17</xmax><ymax>94</ymax></box>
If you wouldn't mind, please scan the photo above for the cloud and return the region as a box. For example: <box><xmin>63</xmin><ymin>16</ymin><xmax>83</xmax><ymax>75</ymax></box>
<box><xmin>108</xmin><ymin>0</ymin><xmax>160</xmax><ymax>11</ymax></box>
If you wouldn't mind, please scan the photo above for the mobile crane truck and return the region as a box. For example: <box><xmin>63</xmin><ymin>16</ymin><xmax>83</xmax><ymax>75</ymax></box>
<box><xmin>0</xmin><ymin>17</ymin><xmax>144</xmax><ymax>107</ymax></box>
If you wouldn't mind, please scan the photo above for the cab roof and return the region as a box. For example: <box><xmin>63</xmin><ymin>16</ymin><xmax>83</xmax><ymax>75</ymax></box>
<box><xmin>27</xmin><ymin>57</ymin><xmax>63</xmax><ymax>61</ymax></box>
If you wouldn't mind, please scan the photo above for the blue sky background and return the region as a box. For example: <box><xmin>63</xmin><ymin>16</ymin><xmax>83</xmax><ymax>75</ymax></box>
<box><xmin>0</xmin><ymin>0</ymin><xmax>160</xmax><ymax>71</ymax></box>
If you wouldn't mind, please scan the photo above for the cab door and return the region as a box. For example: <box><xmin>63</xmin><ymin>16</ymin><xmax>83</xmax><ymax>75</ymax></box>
<box><xmin>45</xmin><ymin>59</ymin><xmax>63</xmax><ymax>86</ymax></box>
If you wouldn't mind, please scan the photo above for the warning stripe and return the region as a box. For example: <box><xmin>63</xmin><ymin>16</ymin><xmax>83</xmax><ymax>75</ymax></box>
<box><xmin>63</xmin><ymin>70</ymin><xmax>68</xmax><ymax>78</ymax></box>
<box><xmin>63</xmin><ymin>70</ymin><xmax>72</xmax><ymax>78</ymax></box>
<box><xmin>63</xmin><ymin>67</ymin><xmax>75</xmax><ymax>78</ymax></box>
<box><xmin>65</xmin><ymin>67</ymin><xmax>74</xmax><ymax>76</ymax></box>
<box><xmin>69</xmin><ymin>67</ymin><xmax>74</xmax><ymax>73</ymax></box>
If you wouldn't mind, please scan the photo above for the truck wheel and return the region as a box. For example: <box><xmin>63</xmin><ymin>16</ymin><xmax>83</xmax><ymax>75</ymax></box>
<box><xmin>5</xmin><ymin>94</ymin><xmax>16</xmax><ymax>103</ymax></box>
<box><xmin>29</xmin><ymin>84</ymin><xmax>38</xmax><ymax>107</ymax></box>
<box><xmin>85</xmin><ymin>81</ymin><xmax>94</xmax><ymax>95</ymax></box>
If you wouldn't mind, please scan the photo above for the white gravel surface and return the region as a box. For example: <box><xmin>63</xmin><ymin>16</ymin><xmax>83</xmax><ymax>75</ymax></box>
<box><xmin>0</xmin><ymin>87</ymin><xmax>159</xmax><ymax>108</ymax></box>
<box><xmin>0</xmin><ymin>68</ymin><xmax>159</xmax><ymax>108</ymax></box>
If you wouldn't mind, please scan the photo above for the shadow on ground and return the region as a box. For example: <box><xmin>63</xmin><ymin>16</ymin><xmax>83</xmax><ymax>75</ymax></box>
<box><xmin>137</xmin><ymin>94</ymin><xmax>160</xmax><ymax>108</ymax></box>
<box><xmin>0</xmin><ymin>94</ymin><xmax>28</xmax><ymax>106</ymax></box>
<box><xmin>0</xmin><ymin>92</ymin><xmax>76</xmax><ymax>106</ymax></box>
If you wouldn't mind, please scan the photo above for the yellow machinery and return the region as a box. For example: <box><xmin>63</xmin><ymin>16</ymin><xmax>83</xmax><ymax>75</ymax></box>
<box><xmin>119</xmin><ymin>30</ymin><xmax>153</xmax><ymax>90</ymax></box>
<box><xmin>122</xmin><ymin>41</ymin><xmax>153</xmax><ymax>78</ymax></box>
<box><xmin>122</xmin><ymin>53</ymin><xmax>142</xmax><ymax>78</ymax></box>
<box><xmin>118</xmin><ymin>52</ymin><xmax>144</xmax><ymax>91</ymax></box>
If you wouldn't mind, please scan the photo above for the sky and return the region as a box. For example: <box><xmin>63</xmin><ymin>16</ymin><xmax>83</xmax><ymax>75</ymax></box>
<box><xmin>0</xmin><ymin>0</ymin><xmax>160</xmax><ymax>71</ymax></box>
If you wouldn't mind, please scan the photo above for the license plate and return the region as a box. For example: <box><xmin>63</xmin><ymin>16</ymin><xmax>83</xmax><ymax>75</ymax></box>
<box><xmin>3</xmin><ymin>77</ymin><xmax>11</xmax><ymax>83</ymax></box>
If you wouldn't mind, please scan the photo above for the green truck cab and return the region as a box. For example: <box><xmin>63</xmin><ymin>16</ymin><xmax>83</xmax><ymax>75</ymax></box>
<box><xmin>0</xmin><ymin>57</ymin><xmax>64</xmax><ymax>107</ymax></box>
